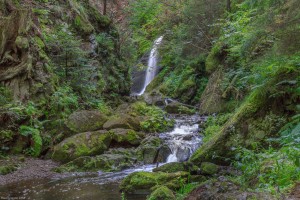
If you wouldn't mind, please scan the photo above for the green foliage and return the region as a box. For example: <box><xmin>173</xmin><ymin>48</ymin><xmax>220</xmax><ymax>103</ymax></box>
<box><xmin>233</xmin><ymin>115</ymin><xmax>300</xmax><ymax>194</ymax></box>
<box><xmin>0</xmin><ymin>86</ymin><xmax>12</xmax><ymax>107</ymax></box>
<box><xmin>95</xmin><ymin>33</ymin><xmax>115</xmax><ymax>55</ymax></box>
<box><xmin>202</xmin><ymin>113</ymin><xmax>232</xmax><ymax>143</ymax></box>
<box><xmin>131</xmin><ymin>102</ymin><xmax>174</xmax><ymax>132</ymax></box>
<box><xmin>49</xmin><ymin>86</ymin><xmax>79</xmax><ymax>118</ymax></box>
<box><xmin>19</xmin><ymin>126</ymin><xmax>42</xmax><ymax>157</ymax></box>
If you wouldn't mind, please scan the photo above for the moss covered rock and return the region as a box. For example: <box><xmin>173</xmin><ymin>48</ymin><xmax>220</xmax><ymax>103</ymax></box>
<box><xmin>110</xmin><ymin>128</ymin><xmax>144</xmax><ymax>146</ymax></box>
<box><xmin>55</xmin><ymin>151</ymin><xmax>137</xmax><ymax>172</ymax></box>
<box><xmin>136</xmin><ymin>136</ymin><xmax>162</xmax><ymax>164</ymax></box>
<box><xmin>65</xmin><ymin>110</ymin><xmax>108</xmax><ymax>133</ymax></box>
<box><xmin>51</xmin><ymin>130</ymin><xmax>112</xmax><ymax>163</ymax></box>
<box><xmin>120</xmin><ymin>171</ymin><xmax>189</xmax><ymax>194</ymax></box>
<box><xmin>153</xmin><ymin>162</ymin><xmax>200</xmax><ymax>174</ymax></box>
<box><xmin>103</xmin><ymin>114</ymin><xmax>141</xmax><ymax>131</ymax></box>
<box><xmin>165</xmin><ymin>102</ymin><xmax>195</xmax><ymax>115</ymax></box>
<box><xmin>200</xmin><ymin>162</ymin><xmax>219</xmax><ymax>175</ymax></box>
<box><xmin>148</xmin><ymin>186</ymin><xmax>176</xmax><ymax>200</ymax></box>
<box><xmin>153</xmin><ymin>162</ymin><xmax>185</xmax><ymax>173</ymax></box>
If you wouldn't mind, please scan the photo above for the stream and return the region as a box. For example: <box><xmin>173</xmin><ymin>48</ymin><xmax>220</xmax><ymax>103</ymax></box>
<box><xmin>0</xmin><ymin>114</ymin><xmax>203</xmax><ymax>200</ymax></box>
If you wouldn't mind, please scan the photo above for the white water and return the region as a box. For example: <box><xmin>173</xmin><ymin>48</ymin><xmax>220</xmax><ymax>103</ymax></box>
<box><xmin>160</xmin><ymin>115</ymin><xmax>202</xmax><ymax>163</ymax></box>
<box><xmin>138</xmin><ymin>36</ymin><xmax>164</xmax><ymax>95</ymax></box>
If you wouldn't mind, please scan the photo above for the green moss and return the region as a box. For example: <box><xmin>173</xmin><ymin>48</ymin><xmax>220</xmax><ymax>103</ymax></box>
<box><xmin>15</xmin><ymin>36</ymin><xmax>29</xmax><ymax>49</ymax></box>
<box><xmin>191</xmin><ymin>67</ymin><xmax>296</xmax><ymax>164</ymax></box>
<box><xmin>74</xmin><ymin>14</ymin><xmax>94</xmax><ymax>34</ymax></box>
<box><xmin>120</xmin><ymin>171</ymin><xmax>189</xmax><ymax>194</ymax></box>
<box><xmin>0</xmin><ymin>130</ymin><xmax>14</xmax><ymax>143</ymax></box>
<box><xmin>200</xmin><ymin>162</ymin><xmax>218</xmax><ymax>175</ymax></box>
<box><xmin>148</xmin><ymin>186</ymin><xmax>176</xmax><ymax>200</ymax></box>
<box><xmin>51</xmin><ymin>131</ymin><xmax>112</xmax><ymax>163</ymax></box>
<box><xmin>0</xmin><ymin>165</ymin><xmax>17</xmax><ymax>175</ymax></box>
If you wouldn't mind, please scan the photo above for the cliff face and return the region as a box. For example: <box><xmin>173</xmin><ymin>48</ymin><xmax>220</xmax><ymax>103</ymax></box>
<box><xmin>0</xmin><ymin>0</ymin><xmax>131</xmax><ymax>103</ymax></box>
<box><xmin>0</xmin><ymin>4</ymin><xmax>52</xmax><ymax>101</ymax></box>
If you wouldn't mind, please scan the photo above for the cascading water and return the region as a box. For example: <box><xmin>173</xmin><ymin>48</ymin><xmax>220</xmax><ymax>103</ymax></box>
<box><xmin>160</xmin><ymin>115</ymin><xmax>203</xmax><ymax>163</ymax></box>
<box><xmin>138</xmin><ymin>36</ymin><xmax>164</xmax><ymax>95</ymax></box>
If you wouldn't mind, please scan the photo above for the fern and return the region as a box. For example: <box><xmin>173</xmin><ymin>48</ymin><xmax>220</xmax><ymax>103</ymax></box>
<box><xmin>20</xmin><ymin>126</ymin><xmax>43</xmax><ymax>157</ymax></box>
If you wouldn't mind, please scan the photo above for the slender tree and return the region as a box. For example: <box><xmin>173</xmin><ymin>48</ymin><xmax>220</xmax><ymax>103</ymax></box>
<box><xmin>103</xmin><ymin>0</ymin><xmax>107</xmax><ymax>15</ymax></box>
<box><xmin>227</xmin><ymin>0</ymin><xmax>231</xmax><ymax>12</ymax></box>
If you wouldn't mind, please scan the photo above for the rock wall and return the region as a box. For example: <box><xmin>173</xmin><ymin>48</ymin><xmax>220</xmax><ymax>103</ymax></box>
<box><xmin>0</xmin><ymin>6</ymin><xmax>52</xmax><ymax>101</ymax></box>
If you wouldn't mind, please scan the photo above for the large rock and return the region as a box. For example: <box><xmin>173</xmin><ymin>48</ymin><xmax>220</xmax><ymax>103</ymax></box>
<box><xmin>200</xmin><ymin>162</ymin><xmax>219</xmax><ymax>175</ymax></box>
<box><xmin>110</xmin><ymin>128</ymin><xmax>145</xmax><ymax>147</ymax></box>
<box><xmin>165</xmin><ymin>102</ymin><xmax>195</xmax><ymax>115</ymax></box>
<box><xmin>143</xmin><ymin>91</ymin><xmax>165</xmax><ymax>106</ymax></box>
<box><xmin>153</xmin><ymin>162</ymin><xmax>200</xmax><ymax>174</ymax></box>
<box><xmin>120</xmin><ymin>171</ymin><xmax>189</xmax><ymax>194</ymax></box>
<box><xmin>65</xmin><ymin>110</ymin><xmax>108</xmax><ymax>133</ymax></box>
<box><xmin>136</xmin><ymin>136</ymin><xmax>162</xmax><ymax>164</ymax></box>
<box><xmin>55</xmin><ymin>150</ymin><xmax>137</xmax><ymax>172</ymax></box>
<box><xmin>103</xmin><ymin>114</ymin><xmax>141</xmax><ymax>131</ymax></box>
<box><xmin>51</xmin><ymin>130</ymin><xmax>112</xmax><ymax>163</ymax></box>
<box><xmin>148</xmin><ymin>186</ymin><xmax>176</xmax><ymax>200</ymax></box>
<box><xmin>184</xmin><ymin>177</ymin><xmax>273</xmax><ymax>200</ymax></box>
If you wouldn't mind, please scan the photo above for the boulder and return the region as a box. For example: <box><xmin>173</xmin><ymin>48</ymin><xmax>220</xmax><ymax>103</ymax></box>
<box><xmin>148</xmin><ymin>186</ymin><xmax>176</xmax><ymax>200</ymax></box>
<box><xmin>55</xmin><ymin>151</ymin><xmax>137</xmax><ymax>172</ymax></box>
<box><xmin>51</xmin><ymin>130</ymin><xmax>112</xmax><ymax>163</ymax></box>
<box><xmin>103</xmin><ymin>114</ymin><xmax>141</xmax><ymax>131</ymax></box>
<box><xmin>165</xmin><ymin>102</ymin><xmax>195</xmax><ymax>115</ymax></box>
<box><xmin>65</xmin><ymin>110</ymin><xmax>108</xmax><ymax>133</ymax></box>
<box><xmin>136</xmin><ymin>136</ymin><xmax>162</xmax><ymax>164</ymax></box>
<box><xmin>143</xmin><ymin>91</ymin><xmax>165</xmax><ymax>106</ymax></box>
<box><xmin>120</xmin><ymin>171</ymin><xmax>189</xmax><ymax>194</ymax></box>
<box><xmin>153</xmin><ymin>162</ymin><xmax>185</xmax><ymax>173</ymax></box>
<box><xmin>110</xmin><ymin>128</ymin><xmax>144</xmax><ymax>147</ymax></box>
<box><xmin>153</xmin><ymin>162</ymin><xmax>200</xmax><ymax>174</ymax></box>
<box><xmin>200</xmin><ymin>162</ymin><xmax>219</xmax><ymax>175</ymax></box>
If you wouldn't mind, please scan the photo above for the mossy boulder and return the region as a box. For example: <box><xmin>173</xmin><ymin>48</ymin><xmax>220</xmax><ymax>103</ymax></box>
<box><xmin>65</xmin><ymin>110</ymin><xmax>108</xmax><ymax>133</ymax></box>
<box><xmin>55</xmin><ymin>151</ymin><xmax>137</xmax><ymax>172</ymax></box>
<box><xmin>103</xmin><ymin>114</ymin><xmax>141</xmax><ymax>131</ymax></box>
<box><xmin>200</xmin><ymin>162</ymin><xmax>219</xmax><ymax>175</ymax></box>
<box><xmin>153</xmin><ymin>162</ymin><xmax>185</xmax><ymax>173</ymax></box>
<box><xmin>153</xmin><ymin>162</ymin><xmax>200</xmax><ymax>174</ymax></box>
<box><xmin>148</xmin><ymin>186</ymin><xmax>176</xmax><ymax>200</ymax></box>
<box><xmin>120</xmin><ymin>171</ymin><xmax>189</xmax><ymax>194</ymax></box>
<box><xmin>110</xmin><ymin>128</ymin><xmax>145</xmax><ymax>147</ymax></box>
<box><xmin>51</xmin><ymin>130</ymin><xmax>112</xmax><ymax>163</ymax></box>
<box><xmin>43</xmin><ymin>119</ymin><xmax>76</xmax><ymax>144</ymax></box>
<box><xmin>143</xmin><ymin>91</ymin><xmax>165</xmax><ymax>106</ymax></box>
<box><xmin>165</xmin><ymin>102</ymin><xmax>195</xmax><ymax>115</ymax></box>
<box><xmin>136</xmin><ymin>136</ymin><xmax>162</xmax><ymax>164</ymax></box>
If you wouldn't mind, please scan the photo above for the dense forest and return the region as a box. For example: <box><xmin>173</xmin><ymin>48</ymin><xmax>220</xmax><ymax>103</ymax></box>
<box><xmin>0</xmin><ymin>0</ymin><xmax>299</xmax><ymax>199</ymax></box>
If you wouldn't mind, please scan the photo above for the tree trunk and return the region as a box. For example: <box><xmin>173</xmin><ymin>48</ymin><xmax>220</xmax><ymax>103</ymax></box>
<box><xmin>65</xmin><ymin>51</ymin><xmax>68</xmax><ymax>78</ymax></box>
<box><xmin>227</xmin><ymin>0</ymin><xmax>231</xmax><ymax>12</ymax></box>
<box><xmin>103</xmin><ymin>0</ymin><xmax>107</xmax><ymax>15</ymax></box>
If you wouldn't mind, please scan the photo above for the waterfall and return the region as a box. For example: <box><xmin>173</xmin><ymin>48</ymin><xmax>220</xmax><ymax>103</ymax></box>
<box><xmin>138</xmin><ymin>36</ymin><xmax>164</xmax><ymax>95</ymax></box>
<box><xmin>159</xmin><ymin>115</ymin><xmax>202</xmax><ymax>163</ymax></box>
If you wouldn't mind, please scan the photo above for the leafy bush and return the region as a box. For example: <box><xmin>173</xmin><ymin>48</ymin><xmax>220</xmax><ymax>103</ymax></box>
<box><xmin>202</xmin><ymin>113</ymin><xmax>232</xmax><ymax>143</ymax></box>
<box><xmin>0</xmin><ymin>86</ymin><xmax>12</xmax><ymax>107</ymax></box>
<box><xmin>19</xmin><ymin>125</ymin><xmax>42</xmax><ymax>157</ymax></box>
<box><xmin>233</xmin><ymin>115</ymin><xmax>300</xmax><ymax>194</ymax></box>
<box><xmin>131</xmin><ymin>102</ymin><xmax>174</xmax><ymax>132</ymax></box>
<box><xmin>49</xmin><ymin>86</ymin><xmax>79</xmax><ymax>118</ymax></box>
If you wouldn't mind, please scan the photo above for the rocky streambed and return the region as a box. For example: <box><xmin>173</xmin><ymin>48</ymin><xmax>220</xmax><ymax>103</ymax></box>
<box><xmin>0</xmin><ymin>106</ymin><xmax>204</xmax><ymax>200</ymax></box>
